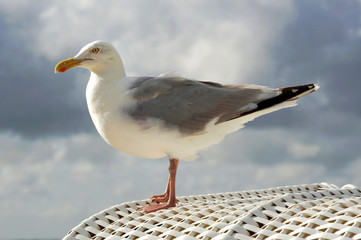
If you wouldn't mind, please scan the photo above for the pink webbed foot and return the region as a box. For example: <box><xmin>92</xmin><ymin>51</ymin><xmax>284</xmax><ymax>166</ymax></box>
<box><xmin>138</xmin><ymin>201</ymin><xmax>177</xmax><ymax>213</ymax></box>
<box><xmin>149</xmin><ymin>192</ymin><xmax>170</xmax><ymax>203</ymax></box>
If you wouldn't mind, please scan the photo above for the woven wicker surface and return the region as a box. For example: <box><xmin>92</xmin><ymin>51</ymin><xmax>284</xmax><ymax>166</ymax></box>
<box><xmin>63</xmin><ymin>183</ymin><xmax>361</xmax><ymax>240</ymax></box>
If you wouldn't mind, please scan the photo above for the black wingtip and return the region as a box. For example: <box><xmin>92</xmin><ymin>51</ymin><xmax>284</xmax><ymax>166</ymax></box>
<box><xmin>238</xmin><ymin>83</ymin><xmax>319</xmax><ymax>118</ymax></box>
<box><xmin>280</xmin><ymin>84</ymin><xmax>320</xmax><ymax>101</ymax></box>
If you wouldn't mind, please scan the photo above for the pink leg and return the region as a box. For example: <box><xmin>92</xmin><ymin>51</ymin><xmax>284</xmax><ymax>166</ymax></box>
<box><xmin>139</xmin><ymin>158</ymin><xmax>179</xmax><ymax>213</ymax></box>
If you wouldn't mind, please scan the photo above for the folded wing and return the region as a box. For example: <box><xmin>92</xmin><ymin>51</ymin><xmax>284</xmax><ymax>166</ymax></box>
<box><xmin>127</xmin><ymin>77</ymin><xmax>318</xmax><ymax>135</ymax></box>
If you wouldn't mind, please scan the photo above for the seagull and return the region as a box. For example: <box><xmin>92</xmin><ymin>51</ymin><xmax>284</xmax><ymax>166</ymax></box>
<box><xmin>55</xmin><ymin>40</ymin><xmax>319</xmax><ymax>213</ymax></box>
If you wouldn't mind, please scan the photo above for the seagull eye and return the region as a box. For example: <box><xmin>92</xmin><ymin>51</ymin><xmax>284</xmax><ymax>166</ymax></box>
<box><xmin>91</xmin><ymin>48</ymin><xmax>100</xmax><ymax>53</ymax></box>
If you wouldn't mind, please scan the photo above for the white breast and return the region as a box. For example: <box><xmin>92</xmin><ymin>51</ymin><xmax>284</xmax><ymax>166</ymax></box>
<box><xmin>85</xmin><ymin>75</ymin><xmax>169</xmax><ymax>159</ymax></box>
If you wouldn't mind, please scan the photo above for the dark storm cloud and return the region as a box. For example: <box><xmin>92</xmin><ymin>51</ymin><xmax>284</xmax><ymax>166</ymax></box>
<box><xmin>274</xmin><ymin>0</ymin><xmax>361</xmax><ymax>113</ymax></box>
<box><xmin>251</xmin><ymin>0</ymin><xmax>361</xmax><ymax>132</ymax></box>
<box><xmin>0</xmin><ymin>14</ymin><xmax>93</xmax><ymax>137</ymax></box>
<box><xmin>218</xmin><ymin>0</ymin><xmax>361</xmax><ymax>172</ymax></box>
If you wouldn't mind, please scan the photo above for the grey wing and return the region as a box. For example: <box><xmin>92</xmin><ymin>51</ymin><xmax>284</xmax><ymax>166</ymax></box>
<box><xmin>127</xmin><ymin>77</ymin><xmax>279</xmax><ymax>135</ymax></box>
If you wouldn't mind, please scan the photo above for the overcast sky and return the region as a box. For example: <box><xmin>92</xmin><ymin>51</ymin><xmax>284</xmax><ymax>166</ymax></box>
<box><xmin>1</xmin><ymin>0</ymin><xmax>361</xmax><ymax>239</ymax></box>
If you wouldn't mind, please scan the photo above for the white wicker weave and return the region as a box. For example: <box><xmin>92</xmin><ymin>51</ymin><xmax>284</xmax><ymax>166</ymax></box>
<box><xmin>63</xmin><ymin>183</ymin><xmax>361</xmax><ymax>240</ymax></box>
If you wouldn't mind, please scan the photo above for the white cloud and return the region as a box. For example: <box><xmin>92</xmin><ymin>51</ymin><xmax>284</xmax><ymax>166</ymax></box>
<box><xmin>199</xmin><ymin>128</ymin><xmax>323</xmax><ymax>167</ymax></box>
<box><xmin>6</xmin><ymin>0</ymin><xmax>295</xmax><ymax>85</ymax></box>
<box><xmin>71</xmin><ymin>161</ymin><xmax>97</xmax><ymax>182</ymax></box>
<box><xmin>0</xmin><ymin>128</ymin><xmax>357</xmax><ymax>238</ymax></box>
<box><xmin>255</xmin><ymin>162</ymin><xmax>326</xmax><ymax>186</ymax></box>
<box><xmin>0</xmin><ymin>132</ymin><xmax>136</xmax><ymax>238</ymax></box>
<box><xmin>287</xmin><ymin>141</ymin><xmax>321</xmax><ymax>159</ymax></box>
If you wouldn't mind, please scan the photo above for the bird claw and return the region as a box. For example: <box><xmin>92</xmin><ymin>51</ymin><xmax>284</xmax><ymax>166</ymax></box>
<box><xmin>149</xmin><ymin>194</ymin><xmax>179</xmax><ymax>205</ymax></box>
<box><xmin>138</xmin><ymin>202</ymin><xmax>176</xmax><ymax>213</ymax></box>
<box><xmin>149</xmin><ymin>193</ymin><xmax>169</xmax><ymax>203</ymax></box>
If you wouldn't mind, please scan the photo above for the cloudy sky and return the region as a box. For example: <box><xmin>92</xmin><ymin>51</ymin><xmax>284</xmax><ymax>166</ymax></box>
<box><xmin>1</xmin><ymin>0</ymin><xmax>361</xmax><ymax>238</ymax></box>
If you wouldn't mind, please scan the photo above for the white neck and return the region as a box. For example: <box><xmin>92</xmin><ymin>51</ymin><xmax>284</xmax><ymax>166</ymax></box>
<box><xmin>91</xmin><ymin>58</ymin><xmax>126</xmax><ymax>80</ymax></box>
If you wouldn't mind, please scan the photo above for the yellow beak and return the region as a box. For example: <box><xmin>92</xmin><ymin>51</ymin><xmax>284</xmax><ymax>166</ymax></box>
<box><xmin>54</xmin><ymin>58</ymin><xmax>88</xmax><ymax>73</ymax></box>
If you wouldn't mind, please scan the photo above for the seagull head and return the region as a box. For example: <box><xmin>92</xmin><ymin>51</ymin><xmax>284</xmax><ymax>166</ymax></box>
<box><xmin>55</xmin><ymin>40</ymin><xmax>125</xmax><ymax>75</ymax></box>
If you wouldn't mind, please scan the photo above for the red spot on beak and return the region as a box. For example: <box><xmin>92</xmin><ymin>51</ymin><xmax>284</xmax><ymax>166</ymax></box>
<box><xmin>58</xmin><ymin>67</ymin><xmax>67</xmax><ymax>72</ymax></box>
